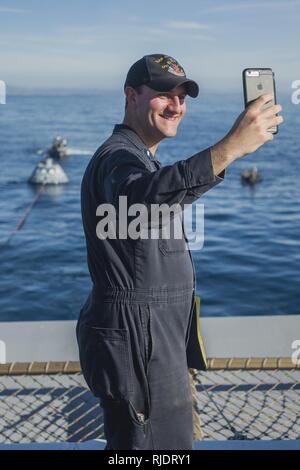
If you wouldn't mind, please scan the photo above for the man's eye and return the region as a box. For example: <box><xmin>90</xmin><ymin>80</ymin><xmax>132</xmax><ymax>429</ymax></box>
<box><xmin>157</xmin><ymin>93</ymin><xmax>186</xmax><ymax>103</ymax></box>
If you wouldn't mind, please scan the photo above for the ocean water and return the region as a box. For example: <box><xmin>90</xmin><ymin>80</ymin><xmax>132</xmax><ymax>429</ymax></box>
<box><xmin>0</xmin><ymin>91</ymin><xmax>299</xmax><ymax>321</ymax></box>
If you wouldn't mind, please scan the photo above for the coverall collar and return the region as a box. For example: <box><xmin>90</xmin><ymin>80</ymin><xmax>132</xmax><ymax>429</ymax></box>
<box><xmin>113</xmin><ymin>123</ymin><xmax>157</xmax><ymax>161</ymax></box>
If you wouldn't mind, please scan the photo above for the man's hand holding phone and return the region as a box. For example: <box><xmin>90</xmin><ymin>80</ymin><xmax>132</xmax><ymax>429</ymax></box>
<box><xmin>210</xmin><ymin>94</ymin><xmax>284</xmax><ymax>175</ymax></box>
<box><xmin>223</xmin><ymin>94</ymin><xmax>283</xmax><ymax>158</ymax></box>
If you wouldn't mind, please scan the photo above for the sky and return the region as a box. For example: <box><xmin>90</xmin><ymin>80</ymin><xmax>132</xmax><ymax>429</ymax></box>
<box><xmin>0</xmin><ymin>0</ymin><xmax>299</xmax><ymax>91</ymax></box>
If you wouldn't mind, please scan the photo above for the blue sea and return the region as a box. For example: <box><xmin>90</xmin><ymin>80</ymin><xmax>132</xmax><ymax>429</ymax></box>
<box><xmin>0</xmin><ymin>90</ymin><xmax>299</xmax><ymax>321</ymax></box>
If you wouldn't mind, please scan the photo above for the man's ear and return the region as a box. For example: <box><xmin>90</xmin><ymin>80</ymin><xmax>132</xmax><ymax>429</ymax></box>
<box><xmin>124</xmin><ymin>86</ymin><xmax>138</xmax><ymax>107</ymax></box>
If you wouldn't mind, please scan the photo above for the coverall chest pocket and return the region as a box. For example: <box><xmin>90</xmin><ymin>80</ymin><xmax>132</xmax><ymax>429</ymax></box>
<box><xmin>158</xmin><ymin>236</ymin><xmax>188</xmax><ymax>255</ymax></box>
<box><xmin>158</xmin><ymin>212</ymin><xmax>188</xmax><ymax>255</ymax></box>
<box><xmin>83</xmin><ymin>326</ymin><xmax>134</xmax><ymax>402</ymax></box>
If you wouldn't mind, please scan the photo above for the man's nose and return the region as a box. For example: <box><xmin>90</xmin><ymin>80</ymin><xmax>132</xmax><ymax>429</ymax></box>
<box><xmin>167</xmin><ymin>96</ymin><xmax>181</xmax><ymax>113</ymax></box>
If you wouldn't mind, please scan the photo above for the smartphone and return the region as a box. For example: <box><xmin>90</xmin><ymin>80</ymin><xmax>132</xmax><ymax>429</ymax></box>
<box><xmin>243</xmin><ymin>68</ymin><xmax>278</xmax><ymax>134</ymax></box>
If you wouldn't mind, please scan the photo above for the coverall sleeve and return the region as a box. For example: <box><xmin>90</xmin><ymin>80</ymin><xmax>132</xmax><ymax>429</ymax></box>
<box><xmin>102</xmin><ymin>147</ymin><xmax>225</xmax><ymax>208</ymax></box>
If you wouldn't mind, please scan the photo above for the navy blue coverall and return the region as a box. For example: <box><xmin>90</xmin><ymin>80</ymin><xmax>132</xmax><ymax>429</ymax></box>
<box><xmin>76</xmin><ymin>124</ymin><xmax>225</xmax><ymax>450</ymax></box>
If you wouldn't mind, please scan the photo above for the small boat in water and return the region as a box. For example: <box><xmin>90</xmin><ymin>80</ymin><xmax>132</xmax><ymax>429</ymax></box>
<box><xmin>28</xmin><ymin>157</ymin><xmax>69</xmax><ymax>185</ymax></box>
<box><xmin>241</xmin><ymin>166</ymin><xmax>262</xmax><ymax>185</ymax></box>
<box><xmin>47</xmin><ymin>136</ymin><xmax>68</xmax><ymax>160</ymax></box>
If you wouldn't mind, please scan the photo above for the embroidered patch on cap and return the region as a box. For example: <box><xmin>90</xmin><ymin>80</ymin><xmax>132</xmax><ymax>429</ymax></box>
<box><xmin>153</xmin><ymin>55</ymin><xmax>185</xmax><ymax>77</ymax></box>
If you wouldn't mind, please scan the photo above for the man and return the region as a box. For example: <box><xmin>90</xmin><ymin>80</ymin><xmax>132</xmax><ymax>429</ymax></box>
<box><xmin>76</xmin><ymin>54</ymin><xmax>283</xmax><ymax>450</ymax></box>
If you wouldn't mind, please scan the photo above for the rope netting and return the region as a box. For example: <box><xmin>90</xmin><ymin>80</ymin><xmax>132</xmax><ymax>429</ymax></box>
<box><xmin>0</xmin><ymin>360</ymin><xmax>299</xmax><ymax>443</ymax></box>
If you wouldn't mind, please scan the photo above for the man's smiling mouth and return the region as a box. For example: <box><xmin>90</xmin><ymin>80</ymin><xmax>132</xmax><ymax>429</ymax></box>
<box><xmin>159</xmin><ymin>114</ymin><xmax>179</xmax><ymax>121</ymax></box>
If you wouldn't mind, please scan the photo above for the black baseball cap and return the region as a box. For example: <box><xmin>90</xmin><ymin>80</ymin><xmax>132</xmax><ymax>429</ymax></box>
<box><xmin>124</xmin><ymin>54</ymin><xmax>199</xmax><ymax>98</ymax></box>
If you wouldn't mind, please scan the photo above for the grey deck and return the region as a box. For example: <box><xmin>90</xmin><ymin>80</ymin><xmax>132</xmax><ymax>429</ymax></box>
<box><xmin>0</xmin><ymin>315</ymin><xmax>299</xmax><ymax>362</ymax></box>
<box><xmin>0</xmin><ymin>316</ymin><xmax>299</xmax><ymax>446</ymax></box>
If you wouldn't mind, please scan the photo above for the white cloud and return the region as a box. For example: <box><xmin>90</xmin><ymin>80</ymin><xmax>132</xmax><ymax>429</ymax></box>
<box><xmin>0</xmin><ymin>31</ymin><xmax>101</xmax><ymax>48</ymax></box>
<box><xmin>165</xmin><ymin>21</ymin><xmax>210</xmax><ymax>30</ymax></box>
<box><xmin>205</xmin><ymin>0</ymin><xmax>300</xmax><ymax>14</ymax></box>
<box><xmin>140</xmin><ymin>21</ymin><xmax>212</xmax><ymax>41</ymax></box>
<box><xmin>0</xmin><ymin>6</ymin><xmax>28</xmax><ymax>13</ymax></box>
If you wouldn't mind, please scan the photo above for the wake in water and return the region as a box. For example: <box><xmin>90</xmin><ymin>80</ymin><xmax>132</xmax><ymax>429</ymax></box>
<box><xmin>34</xmin><ymin>147</ymin><xmax>92</xmax><ymax>157</ymax></box>
<box><xmin>64</xmin><ymin>147</ymin><xmax>92</xmax><ymax>156</ymax></box>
